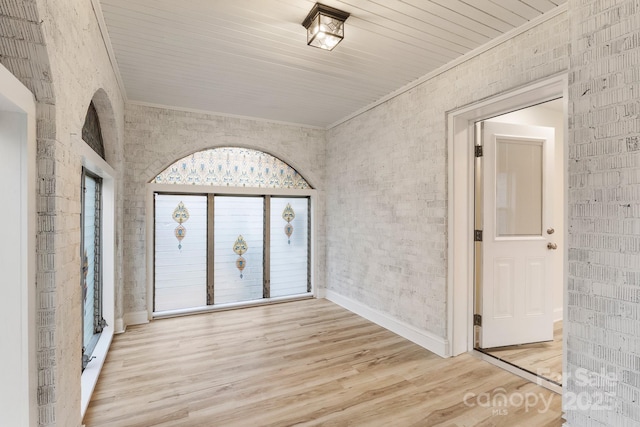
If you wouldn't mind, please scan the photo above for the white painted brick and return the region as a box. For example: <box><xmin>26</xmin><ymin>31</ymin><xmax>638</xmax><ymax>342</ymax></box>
<box><xmin>566</xmin><ymin>0</ymin><xmax>640</xmax><ymax>425</ymax></box>
<box><xmin>1</xmin><ymin>0</ymin><xmax>125</xmax><ymax>425</ymax></box>
<box><xmin>327</xmin><ymin>12</ymin><xmax>570</xmax><ymax>339</ymax></box>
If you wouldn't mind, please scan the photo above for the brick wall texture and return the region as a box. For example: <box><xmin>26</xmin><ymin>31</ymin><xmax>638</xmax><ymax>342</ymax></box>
<box><xmin>2</xmin><ymin>0</ymin><xmax>640</xmax><ymax>426</ymax></box>
<box><xmin>1</xmin><ymin>0</ymin><xmax>124</xmax><ymax>425</ymax></box>
<box><xmin>566</xmin><ymin>0</ymin><xmax>640</xmax><ymax>425</ymax></box>
<box><xmin>326</xmin><ymin>13</ymin><xmax>569</xmax><ymax>339</ymax></box>
<box><xmin>0</xmin><ymin>2</ymin><xmax>58</xmax><ymax>425</ymax></box>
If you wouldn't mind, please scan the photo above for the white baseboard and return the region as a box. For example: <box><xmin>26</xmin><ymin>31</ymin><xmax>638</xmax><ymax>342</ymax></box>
<box><xmin>114</xmin><ymin>318</ymin><xmax>125</xmax><ymax>334</ymax></box>
<box><xmin>123</xmin><ymin>310</ymin><xmax>149</xmax><ymax>328</ymax></box>
<box><xmin>325</xmin><ymin>290</ymin><xmax>450</xmax><ymax>358</ymax></box>
<box><xmin>554</xmin><ymin>307</ymin><xmax>563</xmax><ymax>322</ymax></box>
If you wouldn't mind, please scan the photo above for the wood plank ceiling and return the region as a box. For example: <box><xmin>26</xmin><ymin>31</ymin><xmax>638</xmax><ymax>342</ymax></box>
<box><xmin>98</xmin><ymin>0</ymin><xmax>566</xmax><ymax>128</ymax></box>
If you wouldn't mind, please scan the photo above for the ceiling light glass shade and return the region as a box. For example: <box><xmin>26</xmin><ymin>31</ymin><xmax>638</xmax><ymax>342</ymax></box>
<box><xmin>302</xmin><ymin>4</ymin><xmax>350</xmax><ymax>51</ymax></box>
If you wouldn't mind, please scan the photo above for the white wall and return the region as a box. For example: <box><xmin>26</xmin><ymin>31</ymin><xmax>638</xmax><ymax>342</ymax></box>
<box><xmin>565</xmin><ymin>1</ymin><xmax>640</xmax><ymax>426</ymax></box>
<box><xmin>325</xmin><ymin>12</ymin><xmax>569</xmax><ymax>347</ymax></box>
<box><xmin>0</xmin><ymin>1</ymin><xmax>126</xmax><ymax>424</ymax></box>
<box><xmin>487</xmin><ymin>100</ymin><xmax>565</xmax><ymax>320</ymax></box>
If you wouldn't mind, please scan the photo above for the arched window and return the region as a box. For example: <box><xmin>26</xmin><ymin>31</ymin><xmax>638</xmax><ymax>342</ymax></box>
<box><xmin>151</xmin><ymin>147</ymin><xmax>315</xmax><ymax>316</ymax></box>
<box><xmin>153</xmin><ymin>147</ymin><xmax>311</xmax><ymax>189</ymax></box>
<box><xmin>80</xmin><ymin>101</ymin><xmax>107</xmax><ymax>370</ymax></box>
<box><xmin>82</xmin><ymin>102</ymin><xmax>105</xmax><ymax>160</ymax></box>
<box><xmin>78</xmin><ymin>93</ymin><xmax>118</xmax><ymax>416</ymax></box>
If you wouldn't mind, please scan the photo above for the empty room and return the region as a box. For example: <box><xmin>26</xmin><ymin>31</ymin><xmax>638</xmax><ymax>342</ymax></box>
<box><xmin>1</xmin><ymin>1</ymin><xmax>638</xmax><ymax>426</ymax></box>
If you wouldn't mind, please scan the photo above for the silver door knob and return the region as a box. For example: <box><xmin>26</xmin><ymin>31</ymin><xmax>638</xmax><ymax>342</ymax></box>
<box><xmin>547</xmin><ymin>228</ymin><xmax>555</xmax><ymax>235</ymax></box>
<box><xmin>547</xmin><ymin>242</ymin><xmax>558</xmax><ymax>250</ymax></box>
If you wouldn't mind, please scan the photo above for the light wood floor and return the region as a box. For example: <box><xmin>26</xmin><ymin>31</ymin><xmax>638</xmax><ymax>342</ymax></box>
<box><xmin>84</xmin><ymin>299</ymin><xmax>563</xmax><ymax>427</ymax></box>
<box><xmin>482</xmin><ymin>321</ymin><xmax>563</xmax><ymax>384</ymax></box>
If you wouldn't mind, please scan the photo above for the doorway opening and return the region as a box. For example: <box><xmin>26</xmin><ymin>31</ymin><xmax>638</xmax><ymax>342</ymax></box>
<box><xmin>446</xmin><ymin>75</ymin><xmax>567</xmax><ymax>393</ymax></box>
<box><xmin>0</xmin><ymin>64</ymin><xmax>37</xmax><ymax>425</ymax></box>
<box><xmin>473</xmin><ymin>99</ymin><xmax>564</xmax><ymax>387</ymax></box>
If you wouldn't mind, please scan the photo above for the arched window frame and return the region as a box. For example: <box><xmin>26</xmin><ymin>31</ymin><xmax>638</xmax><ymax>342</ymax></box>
<box><xmin>153</xmin><ymin>147</ymin><xmax>312</xmax><ymax>189</ymax></box>
<box><xmin>77</xmin><ymin>100</ymin><xmax>116</xmax><ymax>416</ymax></box>
<box><xmin>147</xmin><ymin>148</ymin><xmax>317</xmax><ymax>317</ymax></box>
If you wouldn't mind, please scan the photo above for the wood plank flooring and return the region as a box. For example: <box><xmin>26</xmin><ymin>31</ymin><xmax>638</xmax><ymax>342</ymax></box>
<box><xmin>481</xmin><ymin>321</ymin><xmax>563</xmax><ymax>384</ymax></box>
<box><xmin>83</xmin><ymin>299</ymin><xmax>563</xmax><ymax>426</ymax></box>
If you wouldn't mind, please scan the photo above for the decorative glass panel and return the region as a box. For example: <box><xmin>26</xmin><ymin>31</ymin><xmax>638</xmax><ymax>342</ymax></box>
<box><xmin>153</xmin><ymin>147</ymin><xmax>311</xmax><ymax>189</ymax></box>
<box><xmin>214</xmin><ymin>196</ymin><xmax>264</xmax><ymax>304</ymax></box>
<box><xmin>495</xmin><ymin>139</ymin><xmax>543</xmax><ymax>236</ymax></box>
<box><xmin>270</xmin><ymin>197</ymin><xmax>309</xmax><ymax>297</ymax></box>
<box><xmin>154</xmin><ymin>194</ymin><xmax>207</xmax><ymax>311</ymax></box>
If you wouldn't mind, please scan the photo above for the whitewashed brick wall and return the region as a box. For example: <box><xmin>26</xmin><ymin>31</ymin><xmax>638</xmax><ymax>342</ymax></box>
<box><xmin>38</xmin><ymin>0</ymin><xmax>125</xmax><ymax>419</ymax></box>
<box><xmin>0</xmin><ymin>0</ymin><xmax>125</xmax><ymax>426</ymax></box>
<box><xmin>326</xmin><ymin>13</ymin><xmax>569</xmax><ymax>339</ymax></box>
<box><xmin>0</xmin><ymin>3</ymin><xmax>58</xmax><ymax>425</ymax></box>
<box><xmin>123</xmin><ymin>104</ymin><xmax>326</xmax><ymax>316</ymax></box>
<box><xmin>566</xmin><ymin>0</ymin><xmax>640</xmax><ymax>425</ymax></box>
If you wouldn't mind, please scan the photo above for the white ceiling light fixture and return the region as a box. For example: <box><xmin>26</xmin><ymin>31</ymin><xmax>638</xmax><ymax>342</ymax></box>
<box><xmin>302</xmin><ymin>3</ymin><xmax>350</xmax><ymax>51</ymax></box>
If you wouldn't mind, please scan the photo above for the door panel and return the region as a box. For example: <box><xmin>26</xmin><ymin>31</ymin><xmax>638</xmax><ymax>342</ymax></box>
<box><xmin>493</xmin><ymin>258</ymin><xmax>514</xmax><ymax>318</ymax></box>
<box><xmin>525</xmin><ymin>258</ymin><xmax>545</xmax><ymax>316</ymax></box>
<box><xmin>480</xmin><ymin>121</ymin><xmax>556</xmax><ymax>348</ymax></box>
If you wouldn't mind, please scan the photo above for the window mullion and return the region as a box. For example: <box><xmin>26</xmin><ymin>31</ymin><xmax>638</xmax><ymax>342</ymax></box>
<box><xmin>80</xmin><ymin>168</ymin><xmax>87</xmax><ymax>367</ymax></box>
<box><xmin>307</xmin><ymin>197</ymin><xmax>311</xmax><ymax>293</ymax></box>
<box><xmin>93</xmin><ymin>178</ymin><xmax>104</xmax><ymax>333</ymax></box>
<box><xmin>263</xmin><ymin>196</ymin><xmax>271</xmax><ymax>299</ymax></box>
<box><xmin>207</xmin><ymin>194</ymin><xmax>215</xmax><ymax>305</ymax></box>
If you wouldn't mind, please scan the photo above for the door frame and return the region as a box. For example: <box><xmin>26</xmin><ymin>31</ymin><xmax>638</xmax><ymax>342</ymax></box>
<box><xmin>446</xmin><ymin>74</ymin><xmax>568</xmax><ymax>357</ymax></box>
<box><xmin>0</xmin><ymin>64</ymin><xmax>37</xmax><ymax>426</ymax></box>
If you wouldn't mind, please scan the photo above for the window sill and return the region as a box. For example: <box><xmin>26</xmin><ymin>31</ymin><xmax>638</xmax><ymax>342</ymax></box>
<box><xmin>80</xmin><ymin>325</ymin><xmax>114</xmax><ymax>418</ymax></box>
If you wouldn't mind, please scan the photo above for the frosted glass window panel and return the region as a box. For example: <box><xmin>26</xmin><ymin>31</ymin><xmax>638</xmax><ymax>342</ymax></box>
<box><xmin>155</xmin><ymin>194</ymin><xmax>208</xmax><ymax>311</ymax></box>
<box><xmin>495</xmin><ymin>139</ymin><xmax>543</xmax><ymax>236</ymax></box>
<box><xmin>154</xmin><ymin>147</ymin><xmax>311</xmax><ymax>189</ymax></box>
<box><xmin>270</xmin><ymin>198</ymin><xmax>309</xmax><ymax>297</ymax></box>
<box><xmin>83</xmin><ymin>175</ymin><xmax>97</xmax><ymax>349</ymax></box>
<box><xmin>214</xmin><ymin>196</ymin><xmax>264</xmax><ymax>304</ymax></box>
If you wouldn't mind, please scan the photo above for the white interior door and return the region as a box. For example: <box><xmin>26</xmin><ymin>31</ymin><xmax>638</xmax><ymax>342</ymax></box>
<box><xmin>479</xmin><ymin>121</ymin><xmax>557</xmax><ymax>348</ymax></box>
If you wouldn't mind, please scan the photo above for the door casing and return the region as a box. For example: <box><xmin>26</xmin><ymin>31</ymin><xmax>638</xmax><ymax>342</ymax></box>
<box><xmin>446</xmin><ymin>74</ymin><xmax>568</xmax><ymax>357</ymax></box>
<box><xmin>0</xmin><ymin>63</ymin><xmax>37</xmax><ymax>427</ymax></box>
